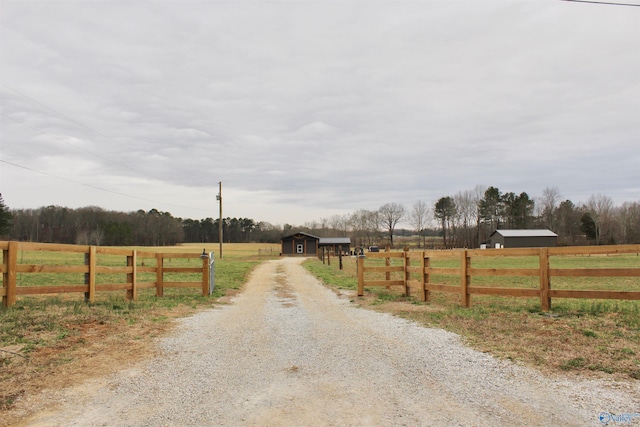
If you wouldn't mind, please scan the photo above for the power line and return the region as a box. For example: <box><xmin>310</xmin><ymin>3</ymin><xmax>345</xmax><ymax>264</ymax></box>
<box><xmin>2</xmin><ymin>84</ymin><xmax>118</xmax><ymax>143</ymax></box>
<box><xmin>0</xmin><ymin>88</ymin><xmax>143</xmax><ymax>175</ymax></box>
<box><xmin>560</xmin><ymin>0</ymin><xmax>640</xmax><ymax>6</ymax></box>
<box><xmin>0</xmin><ymin>159</ymin><xmax>210</xmax><ymax>213</ymax></box>
<box><xmin>1</xmin><ymin>113</ymin><xmax>139</xmax><ymax>172</ymax></box>
<box><xmin>1</xmin><ymin>86</ymin><xmax>219</xmax><ymax>216</ymax></box>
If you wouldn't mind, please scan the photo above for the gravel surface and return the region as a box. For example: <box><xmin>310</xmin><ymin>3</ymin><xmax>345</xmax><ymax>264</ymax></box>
<box><xmin>19</xmin><ymin>257</ymin><xmax>640</xmax><ymax>426</ymax></box>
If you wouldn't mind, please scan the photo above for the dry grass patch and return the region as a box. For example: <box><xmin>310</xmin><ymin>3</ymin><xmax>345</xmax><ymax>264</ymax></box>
<box><xmin>1</xmin><ymin>243</ymin><xmax>280</xmax><ymax>425</ymax></box>
<box><xmin>0</xmin><ymin>300</ymin><xmax>202</xmax><ymax>426</ymax></box>
<box><xmin>358</xmin><ymin>294</ymin><xmax>640</xmax><ymax>381</ymax></box>
<box><xmin>305</xmin><ymin>257</ymin><xmax>640</xmax><ymax>381</ymax></box>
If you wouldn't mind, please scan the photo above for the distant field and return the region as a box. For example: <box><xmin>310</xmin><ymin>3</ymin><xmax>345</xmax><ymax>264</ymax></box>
<box><xmin>2</xmin><ymin>242</ymin><xmax>281</xmax><ymax>302</ymax></box>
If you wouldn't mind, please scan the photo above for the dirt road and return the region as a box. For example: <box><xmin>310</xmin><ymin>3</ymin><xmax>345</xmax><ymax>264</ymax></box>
<box><xmin>16</xmin><ymin>257</ymin><xmax>638</xmax><ymax>426</ymax></box>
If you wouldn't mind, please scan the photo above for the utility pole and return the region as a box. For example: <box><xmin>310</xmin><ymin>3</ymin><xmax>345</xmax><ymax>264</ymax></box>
<box><xmin>217</xmin><ymin>181</ymin><xmax>223</xmax><ymax>259</ymax></box>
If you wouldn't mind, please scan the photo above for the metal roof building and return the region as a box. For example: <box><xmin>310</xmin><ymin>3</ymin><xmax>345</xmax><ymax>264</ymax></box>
<box><xmin>489</xmin><ymin>229</ymin><xmax>558</xmax><ymax>248</ymax></box>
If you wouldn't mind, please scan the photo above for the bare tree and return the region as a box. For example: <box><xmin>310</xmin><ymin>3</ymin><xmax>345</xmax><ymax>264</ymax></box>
<box><xmin>539</xmin><ymin>186</ymin><xmax>561</xmax><ymax>230</ymax></box>
<box><xmin>328</xmin><ymin>214</ymin><xmax>350</xmax><ymax>236</ymax></box>
<box><xmin>409</xmin><ymin>200</ymin><xmax>432</xmax><ymax>248</ymax></box>
<box><xmin>378</xmin><ymin>203</ymin><xmax>405</xmax><ymax>248</ymax></box>
<box><xmin>454</xmin><ymin>190</ymin><xmax>478</xmax><ymax>248</ymax></box>
<box><xmin>90</xmin><ymin>226</ymin><xmax>105</xmax><ymax>246</ymax></box>
<box><xmin>472</xmin><ymin>185</ymin><xmax>486</xmax><ymax>247</ymax></box>
<box><xmin>587</xmin><ymin>194</ymin><xmax>614</xmax><ymax>245</ymax></box>
<box><xmin>349</xmin><ymin>209</ymin><xmax>380</xmax><ymax>247</ymax></box>
<box><xmin>613</xmin><ymin>201</ymin><xmax>640</xmax><ymax>244</ymax></box>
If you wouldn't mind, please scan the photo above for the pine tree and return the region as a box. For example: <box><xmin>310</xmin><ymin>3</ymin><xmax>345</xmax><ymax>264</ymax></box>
<box><xmin>0</xmin><ymin>193</ymin><xmax>12</xmax><ymax>236</ymax></box>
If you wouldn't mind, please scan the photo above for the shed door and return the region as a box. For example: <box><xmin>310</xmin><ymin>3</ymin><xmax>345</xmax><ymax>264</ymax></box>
<box><xmin>296</xmin><ymin>244</ymin><xmax>304</xmax><ymax>254</ymax></box>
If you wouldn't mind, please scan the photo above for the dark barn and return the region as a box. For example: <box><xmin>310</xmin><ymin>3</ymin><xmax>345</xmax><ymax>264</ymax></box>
<box><xmin>281</xmin><ymin>232</ymin><xmax>351</xmax><ymax>256</ymax></box>
<box><xmin>489</xmin><ymin>229</ymin><xmax>558</xmax><ymax>248</ymax></box>
<box><xmin>281</xmin><ymin>232</ymin><xmax>319</xmax><ymax>256</ymax></box>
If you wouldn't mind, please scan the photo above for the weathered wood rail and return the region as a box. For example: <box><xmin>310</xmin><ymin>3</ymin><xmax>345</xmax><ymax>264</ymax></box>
<box><xmin>1</xmin><ymin>241</ymin><xmax>210</xmax><ymax>307</ymax></box>
<box><xmin>357</xmin><ymin>245</ymin><xmax>640</xmax><ymax>310</ymax></box>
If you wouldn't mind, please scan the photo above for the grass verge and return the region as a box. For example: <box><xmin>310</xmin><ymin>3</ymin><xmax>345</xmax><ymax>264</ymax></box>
<box><xmin>303</xmin><ymin>257</ymin><xmax>640</xmax><ymax>381</ymax></box>
<box><xmin>0</xmin><ymin>243</ymin><xmax>279</xmax><ymax>419</ymax></box>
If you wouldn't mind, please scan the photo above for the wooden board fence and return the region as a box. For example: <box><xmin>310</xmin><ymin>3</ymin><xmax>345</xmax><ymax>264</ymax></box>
<box><xmin>0</xmin><ymin>241</ymin><xmax>210</xmax><ymax>307</ymax></box>
<box><xmin>357</xmin><ymin>244</ymin><xmax>640</xmax><ymax>311</ymax></box>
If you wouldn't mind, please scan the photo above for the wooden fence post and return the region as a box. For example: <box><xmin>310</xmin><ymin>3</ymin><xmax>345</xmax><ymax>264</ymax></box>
<box><xmin>461</xmin><ymin>250</ymin><xmax>470</xmax><ymax>308</ymax></box>
<box><xmin>357</xmin><ymin>255</ymin><xmax>364</xmax><ymax>296</ymax></box>
<box><xmin>385</xmin><ymin>246</ymin><xmax>391</xmax><ymax>282</ymax></box>
<box><xmin>156</xmin><ymin>253</ymin><xmax>164</xmax><ymax>297</ymax></box>
<box><xmin>423</xmin><ymin>252</ymin><xmax>430</xmax><ymax>302</ymax></box>
<box><xmin>126</xmin><ymin>251</ymin><xmax>137</xmax><ymax>301</ymax></box>
<box><xmin>539</xmin><ymin>247</ymin><xmax>551</xmax><ymax>311</ymax></box>
<box><xmin>84</xmin><ymin>246</ymin><xmax>96</xmax><ymax>304</ymax></box>
<box><xmin>3</xmin><ymin>241</ymin><xmax>17</xmax><ymax>307</ymax></box>
<box><xmin>403</xmin><ymin>248</ymin><xmax>410</xmax><ymax>297</ymax></box>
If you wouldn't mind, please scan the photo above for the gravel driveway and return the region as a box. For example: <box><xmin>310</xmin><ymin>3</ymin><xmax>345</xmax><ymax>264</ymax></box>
<box><xmin>20</xmin><ymin>257</ymin><xmax>639</xmax><ymax>426</ymax></box>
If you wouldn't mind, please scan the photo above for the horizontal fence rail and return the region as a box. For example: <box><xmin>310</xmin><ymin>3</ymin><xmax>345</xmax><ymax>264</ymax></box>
<box><xmin>356</xmin><ymin>245</ymin><xmax>640</xmax><ymax>311</ymax></box>
<box><xmin>1</xmin><ymin>241</ymin><xmax>210</xmax><ymax>307</ymax></box>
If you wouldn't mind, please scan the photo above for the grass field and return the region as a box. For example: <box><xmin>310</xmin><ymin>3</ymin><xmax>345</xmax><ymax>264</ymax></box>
<box><xmin>1</xmin><ymin>243</ymin><xmax>638</xmax><ymax>414</ymax></box>
<box><xmin>330</xmin><ymin>251</ymin><xmax>640</xmax><ymax>293</ymax></box>
<box><xmin>0</xmin><ymin>243</ymin><xmax>280</xmax><ymax>411</ymax></box>
<box><xmin>304</xmin><ymin>251</ymin><xmax>640</xmax><ymax>380</ymax></box>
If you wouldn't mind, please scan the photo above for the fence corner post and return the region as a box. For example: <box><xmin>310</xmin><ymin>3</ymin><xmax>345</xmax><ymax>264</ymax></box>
<box><xmin>539</xmin><ymin>247</ymin><xmax>551</xmax><ymax>311</ymax></box>
<box><xmin>3</xmin><ymin>241</ymin><xmax>18</xmax><ymax>308</ymax></box>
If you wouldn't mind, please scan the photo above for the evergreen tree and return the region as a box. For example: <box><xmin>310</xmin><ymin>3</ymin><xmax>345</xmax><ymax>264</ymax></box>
<box><xmin>0</xmin><ymin>194</ymin><xmax>12</xmax><ymax>236</ymax></box>
<box><xmin>434</xmin><ymin>196</ymin><xmax>457</xmax><ymax>249</ymax></box>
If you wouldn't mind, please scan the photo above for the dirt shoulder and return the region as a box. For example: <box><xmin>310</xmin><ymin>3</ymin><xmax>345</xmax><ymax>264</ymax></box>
<box><xmin>1</xmin><ymin>303</ymin><xmax>206</xmax><ymax>427</ymax></box>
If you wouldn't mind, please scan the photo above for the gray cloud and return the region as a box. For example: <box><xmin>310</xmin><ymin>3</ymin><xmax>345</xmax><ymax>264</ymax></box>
<box><xmin>1</xmin><ymin>0</ymin><xmax>638</xmax><ymax>225</ymax></box>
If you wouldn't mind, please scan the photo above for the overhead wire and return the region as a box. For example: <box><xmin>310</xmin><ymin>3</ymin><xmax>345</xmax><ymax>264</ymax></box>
<box><xmin>2</xmin><ymin>84</ymin><xmax>117</xmax><ymax>142</ymax></box>
<box><xmin>559</xmin><ymin>0</ymin><xmax>640</xmax><ymax>6</ymax></box>
<box><xmin>1</xmin><ymin>113</ymin><xmax>138</xmax><ymax>170</ymax></box>
<box><xmin>0</xmin><ymin>159</ymin><xmax>211</xmax><ymax>213</ymax></box>
<box><xmin>1</xmin><ymin>85</ymin><xmax>150</xmax><ymax>175</ymax></box>
<box><xmin>1</xmin><ymin>85</ymin><xmax>217</xmax><ymax>214</ymax></box>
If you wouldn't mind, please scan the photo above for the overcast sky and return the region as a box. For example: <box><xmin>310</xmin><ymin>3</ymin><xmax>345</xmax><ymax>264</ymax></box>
<box><xmin>1</xmin><ymin>0</ymin><xmax>638</xmax><ymax>226</ymax></box>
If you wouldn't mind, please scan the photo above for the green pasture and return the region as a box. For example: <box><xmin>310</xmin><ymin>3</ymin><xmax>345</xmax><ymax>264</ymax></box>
<box><xmin>305</xmin><ymin>253</ymin><xmax>640</xmax><ymax>379</ymax></box>
<box><xmin>343</xmin><ymin>252</ymin><xmax>640</xmax><ymax>292</ymax></box>
<box><xmin>0</xmin><ymin>243</ymin><xmax>280</xmax><ymax>359</ymax></box>
<box><xmin>1</xmin><ymin>243</ymin><xmax>280</xmax><ymax>298</ymax></box>
<box><xmin>305</xmin><ymin>251</ymin><xmax>640</xmax><ymax>322</ymax></box>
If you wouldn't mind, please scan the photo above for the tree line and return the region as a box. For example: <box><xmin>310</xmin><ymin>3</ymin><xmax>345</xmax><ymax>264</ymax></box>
<box><xmin>429</xmin><ymin>186</ymin><xmax>640</xmax><ymax>248</ymax></box>
<box><xmin>0</xmin><ymin>187</ymin><xmax>638</xmax><ymax>248</ymax></box>
<box><xmin>298</xmin><ymin>186</ymin><xmax>640</xmax><ymax>249</ymax></box>
<box><xmin>1</xmin><ymin>203</ymin><xmax>285</xmax><ymax>247</ymax></box>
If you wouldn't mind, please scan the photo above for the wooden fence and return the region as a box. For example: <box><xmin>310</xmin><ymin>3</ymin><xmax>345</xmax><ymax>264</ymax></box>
<box><xmin>357</xmin><ymin>245</ymin><xmax>640</xmax><ymax>311</ymax></box>
<box><xmin>1</xmin><ymin>241</ymin><xmax>210</xmax><ymax>308</ymax></box>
